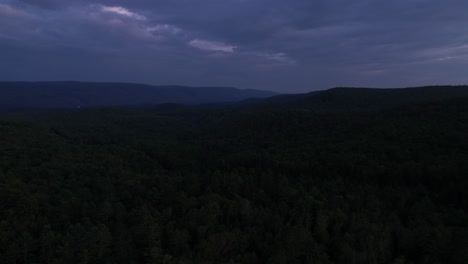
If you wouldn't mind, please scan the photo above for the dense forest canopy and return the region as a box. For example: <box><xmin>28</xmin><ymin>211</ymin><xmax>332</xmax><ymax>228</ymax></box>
<box><xmin>0</xmin><ymin>86</ymin><xmax>467</xmax><ymax>264</ymax></box>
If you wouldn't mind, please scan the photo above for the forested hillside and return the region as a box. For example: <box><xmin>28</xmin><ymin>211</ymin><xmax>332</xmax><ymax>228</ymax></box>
<box><xmin>0</xmin><ymin>88</ymin><xmax>467</xmax><ymax>264</ymax></box>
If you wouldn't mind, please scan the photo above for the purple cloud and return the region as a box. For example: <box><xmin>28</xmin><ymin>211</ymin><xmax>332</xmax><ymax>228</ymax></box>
<box><xmin>1</xmin><ymin>0</ymin><xmax>468</xmax><ymax>92</ymax></box>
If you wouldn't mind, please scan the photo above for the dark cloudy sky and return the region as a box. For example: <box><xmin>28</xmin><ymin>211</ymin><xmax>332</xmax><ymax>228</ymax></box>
<box><xmin>1</xmin><ymin>0</ymin><xmax>467</xmax><ymax>92</ymax></box>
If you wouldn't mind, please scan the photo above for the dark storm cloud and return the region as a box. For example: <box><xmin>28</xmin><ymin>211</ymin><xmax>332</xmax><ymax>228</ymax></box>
<box><xmin>1</xmin><ymin>0</ymin><xmax>468</xmax><ymax>92</ymax></box>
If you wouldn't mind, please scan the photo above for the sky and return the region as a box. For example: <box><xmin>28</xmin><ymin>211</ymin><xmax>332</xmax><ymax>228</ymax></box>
<box><xmin>1</xmin><ymin>0</ymin><xmax>468</xmax><ymax>92</ymax></box>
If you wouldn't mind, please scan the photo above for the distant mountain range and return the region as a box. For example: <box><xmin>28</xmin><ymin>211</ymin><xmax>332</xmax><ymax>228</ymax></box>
<box><xmin>0</xmin><ymin>82</ymin><xmax>277</xmax><ymax>108</ymax></box>
<box><xmin>1</xmin><ymin>82</ymin><xmax>468</xmax><ymax>110</ymax></box>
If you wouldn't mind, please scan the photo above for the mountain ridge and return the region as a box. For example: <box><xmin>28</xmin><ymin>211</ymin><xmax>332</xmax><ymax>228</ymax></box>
<box><xmin>248</xmin><ymin>85</ymin><xmax>468</xmax><ymax>110</ymax></box>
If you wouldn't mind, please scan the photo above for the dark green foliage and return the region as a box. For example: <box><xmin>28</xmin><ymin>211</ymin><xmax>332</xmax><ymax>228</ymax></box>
<box><xmin>0</xmin><ymin>89</ymin><xmax>467</xmax><ymax>263</ymax></box>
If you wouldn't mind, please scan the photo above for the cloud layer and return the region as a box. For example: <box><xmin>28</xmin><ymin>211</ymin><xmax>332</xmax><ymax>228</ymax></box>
<box><xmin>1</xmin><ymin>0</ymin><xmax>468</xmax><ymax>92</ymax></box>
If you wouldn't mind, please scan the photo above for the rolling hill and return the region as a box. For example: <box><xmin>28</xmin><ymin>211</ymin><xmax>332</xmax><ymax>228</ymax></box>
<box><xmin>254</xmin><ymin>85</ymin><xmax>468</xmax><ymax>110</ymax></box>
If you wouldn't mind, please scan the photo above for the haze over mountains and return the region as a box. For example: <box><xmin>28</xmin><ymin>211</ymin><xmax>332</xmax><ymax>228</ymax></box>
<box><xmin>2</xmin><ymin>82</ymin><xmax>468</xmax><ymax>110</ymax></box>
<box><xmin>0</xmin><ymin>82</ymin><xmax>276</xmax><ymax>108</ymax></box>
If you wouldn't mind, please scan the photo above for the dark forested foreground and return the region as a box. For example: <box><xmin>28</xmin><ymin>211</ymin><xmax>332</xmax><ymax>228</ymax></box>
<box><xmin>1</xmin><ymin>87</ymin><xmax>468</xmax><ymax>264</ymax></box>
